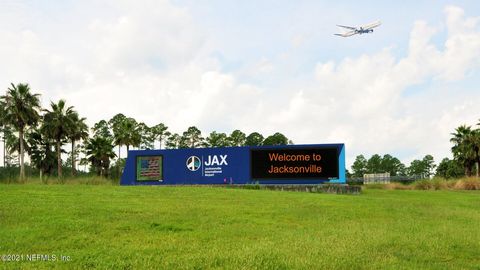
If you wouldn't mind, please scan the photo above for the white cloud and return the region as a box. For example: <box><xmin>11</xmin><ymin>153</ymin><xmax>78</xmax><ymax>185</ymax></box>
<box><xmin>270</xmin><ymin>6</ymin><xmax>480</xmax><ymax>165</ymax></box>
<box><xmin>0</xmin><ymin>2</ymin><xmax>479</xmax><ymax>168</ymax></box>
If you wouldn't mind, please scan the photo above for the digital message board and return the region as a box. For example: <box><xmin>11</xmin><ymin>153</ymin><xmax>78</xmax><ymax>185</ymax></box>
<box><xmin>250</xmin><ymin>147</ymin><xmax>339</xmax><ymax>180</ymax></box>
<box><xmin>136</xmin><ymin>155</ymin><xmax>163</xmax><ymax>181</ymax></box>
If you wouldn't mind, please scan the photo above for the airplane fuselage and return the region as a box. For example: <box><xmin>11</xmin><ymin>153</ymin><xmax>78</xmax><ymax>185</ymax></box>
<box><xmin>356</xmin><ymin>28</ymin><xmax>374</xmax><ymax>34</ymax></box>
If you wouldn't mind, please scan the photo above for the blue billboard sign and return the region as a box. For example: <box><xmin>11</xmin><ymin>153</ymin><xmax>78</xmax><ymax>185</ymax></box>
<box><xmin>120</xmin><ymin>144</ymin><xmax>346</xmax><ymax>185</ymax></box>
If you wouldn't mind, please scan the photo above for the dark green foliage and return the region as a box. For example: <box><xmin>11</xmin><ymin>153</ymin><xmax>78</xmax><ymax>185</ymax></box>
<box><xmin>206</xmin><ymin>131</ymin><xmax>230</xmax><ymax>147</ymax></box>
<box><xmin>0</xmin><ymin>83</ymin><xmax>41</xmax><ymax>180</ymax></box>
<box><xmin>263</xmin><ymin>132</ymin><xmax>289</xmax><ymax>146</ymax></box>
<box><xmin>181</xmin><ymin>126</ymin><xmax>204</xmax><ymax>148</ymax></box>
<box><xmin>245</xmin><ymin>132</ymin><xmax>264</xmax><ymax>146</ymax></box>
<box><xmin>366</xmin><ymin>154</ymin><xmax>382</xmax><ymax>173</ymax></box>
<box><xmin>43</xmin><ymin>99</ymin><xmax>83</xmax><ymax>178</ymax></box>
<box><xmin>450</xmin><ymin>124</ymin><xmax>480</xmax><ymax>177</ymax></box>
<box><xmin>436</xmin><ymin>158</ymin><xmax>464</xmax><ymax>179</ymax></box>
<box><xmin>151</xmin><ymin>123</ymin><xmax>169</xmax><ymax>149</ymax></box>
<box><xmin>85</xmin><ymin>136</ymin><xmax>116</xmax><ymax>177</ymax></box>
<box><xmin>407</xmin><ymin>155</ymin><xmax>436</xmax><ymax>178</ymax></box>
<box><xmin>165</xmin><ymin>133</ymin><xmax>181</xmax><ymax>149</ymax></box>
<box><xmin>229</xmin><ymin>129</ymin><xmax>246</xmax><ymax>146</ymax></box>
<box><xmin>137</xmin><ymin>122</ymin><xmax>155</xmax><ymax>149</ymax></box>
<box><xmin>352</xmin><ymin>154</ymin><xmax>407</xmax><ymax>176</ymax></box>
<box><xmin>26</xmin><ymin>129</ymin><xmax>56</xmax><ymax>178</ymax></box>
<box><xmin>351</xmin><ymin>155</ymin><xmax>367</xmax><ymax>177</ymax></box>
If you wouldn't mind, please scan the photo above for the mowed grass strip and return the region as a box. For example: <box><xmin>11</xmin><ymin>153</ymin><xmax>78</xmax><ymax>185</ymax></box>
<box><xmin>0</xmin><ymin>185</ymin><xmax>479</xmax><ymax>269</ymax></box>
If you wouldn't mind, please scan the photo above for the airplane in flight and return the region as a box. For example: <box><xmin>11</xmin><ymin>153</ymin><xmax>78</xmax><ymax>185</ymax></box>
<box><xmin>335</xmin><ymin>20</ymin><xmax>381</xmax><ymax>37</ymax></box>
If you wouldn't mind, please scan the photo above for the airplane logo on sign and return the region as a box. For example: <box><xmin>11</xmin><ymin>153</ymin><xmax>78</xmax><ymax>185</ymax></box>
<box><xmin>186</xmin><ymin>156</ymin><xmax>201</xmax><ymax>171</ymax></box>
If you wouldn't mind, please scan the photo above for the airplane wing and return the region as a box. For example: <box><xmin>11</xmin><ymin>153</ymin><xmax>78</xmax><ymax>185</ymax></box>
<box><xmin>336</xmin><ymin>24</ymin><xmax>356</xmax><ymax>30</ymax></box>
<box><xmin>361</xmin><ymin>20</ymin><xmax>381</xmax><ymax>30</ymax></box>
<box><xmin>334</xmin><ymin>31</ymin><xmax>357</xmax><ymax>37</ymax></box>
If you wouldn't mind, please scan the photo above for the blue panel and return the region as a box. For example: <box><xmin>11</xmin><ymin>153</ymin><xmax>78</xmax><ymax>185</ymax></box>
<box><xmin>120</xmin><ymin>144</ymin><xmax>346</xmax><ymax>185</ymax></box>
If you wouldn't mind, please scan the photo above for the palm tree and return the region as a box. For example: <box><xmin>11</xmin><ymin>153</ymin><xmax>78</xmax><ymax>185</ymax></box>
<box><xmin>85</xmin><ymin>136</ymin><xmax>116</xmax><ymax>176</ymax></box>
<box><xmin>67</xmin><ymin>112</ymin><xmax>89</xmax><ymax>176</ymax></box>
<box><xmin>26</xmin><ymin>128</ymin><xmax>56</xmax><ymax>180</ymax></box>
<box><xmin>43</xmin><ymin>99</ymin><xmax>76</xmax><ymax>178</ymax></box>
<box><xmin>450</xmin><ymin>125</ymin><xmax>476</xmax><ymax>177</ymax></box>
<box><xmin>0</xmin><ymin>83</ymin><xmax>41</xmax><ymax>180</ymax></box>
<box><xmin>122</xmin><ymin>117</ymin><xmax>141</xmax><ymax>151</ymax></box>
<box><xmin>0</xmin><ymin>104</ymin><xmax>6</xmax><ymax>167</ymax></box>
<box><xmin>4</xmin><ymin>127</ymin><xmax>23</xmax><ymax>165</ymax></box>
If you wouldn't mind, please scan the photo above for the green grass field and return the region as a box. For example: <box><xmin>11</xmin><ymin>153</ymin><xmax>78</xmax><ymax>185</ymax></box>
<box><xmin>1</xmin><ymin>185</ymin><xmax>479</xmax><ymax>269</ymax></box>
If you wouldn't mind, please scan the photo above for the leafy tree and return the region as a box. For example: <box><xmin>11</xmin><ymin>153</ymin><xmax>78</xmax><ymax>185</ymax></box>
<box><xmin>166</xmin><ymin>133</ymin><xmax>181</xmax><ymax>149</ymax></box>
<box><xmin>109</xmin><ymin>113</ymin><xmax>127</xmax><ymax>159</ymax></box>
<box><xmin>229</xmin><ymin>130</ymin><xmax>246</xmax><ymax>146</ymax></box>
<box><xmin>245</xmin><ymin>132</ymin><xmax>264</xmax><ymax>146</ymax></box>
<box><xmin>0</xmin><ymin>83</ymin><xmax>41</xmax><ymax>180</ymax></box>
<box><xmin>66</xmin><ymin>112</ymin><xmax>89</xmax><ymax>176</ymax></box>
<box><xmin>351</xmin><ymin>155</ymin><xmax>367</xmax><ymax>177</ymax></box>
<box><xmin>137</xmin><ymin>122</ymin><xmax>155</xmax><ymax>149</ymax></box>
<box><xmin>366</xmin><ymin>154</ymin><xmax>382</xmax><ymax>173</ymax></box>
<box><xmin>407</xmin><ymin>159</ymin><xmax>424</xmax><ymax>177</ymax></box>
<box><xmin>436</xmin><ymin>158</ymin><xmax>464</xmax><ymax>179</ymax></box>
<box><xmin>422</xmin><ymin>154</ymin><xmax>436</xmax><ymax>177</ymax></box>
<box><xmin>206</xmin><ymin>131</ymin><xmax>230</xmax><ymax>147</ymax></box>
<box><xmin>92</xmin><ymin>120</ymin><xmax>112</xmax><ymax>139</ymax></box>
<box><xmin>181</xmin><ymin>126</ymin><xmax>204</xmax><ymax>148</ymax></box>
<box><xmin>407</xmin><ymin>155</ymin><xmax>435</xmax><ymax>178</ymax></box>
<box><xmin>85</xmin><ymin>136</ymin><xmax>116</xmax><ymax>177</ymax></box>
<box><xmin>43</xmin><ymin>99</ymin><xmax>76</xmax><ymax>178</ymax></box>
<box><xmin>380</xmin><ymin>154</ymin><xmax>406</xmax><ymax>176</ymax></box>
<box><xmin>263</xmin><ymin>132</ymin><xmax>289</xmax><ymax>146</ymax></box>
<box><xmin>151</xmin><ymin>123</ymin><xmax>170</xmax><ymax>149</ymax></box>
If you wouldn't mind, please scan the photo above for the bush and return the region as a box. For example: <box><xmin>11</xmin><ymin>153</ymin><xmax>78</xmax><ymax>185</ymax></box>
<box><xmin>384</xmin><ymin>182</ymin><xmax>412</xmax><ymax>190</ymax></box>
<box><xmin>453</xmin><ymin>178</ymin><xmax>480</xmax><ymax>190</ymax></box>
<box><xmin>412</xmin><ymin>179</ymin><xmax>433</xmax><ymax>190</ymax></box>
<box><xmin>431</xmin><ymin>178</ymin><xmax>448</xmax><ymax>190</ymax></box>
<box><xmin>369</xmin><ymin>177</ymin><xmax>480</xmax><ymax>191</ymax></box>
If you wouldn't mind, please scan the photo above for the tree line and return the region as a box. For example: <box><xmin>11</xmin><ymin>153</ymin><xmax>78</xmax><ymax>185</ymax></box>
<box><xmin>350</xmin><ymin>119</ymin><xmax>480</xmax><ymax>179</ymax></box>
<box><xmin>1</xmin><ymin>83</ymin><xmax>478</xmax><ymax>181</ymax></box>
<box><xmin>349</xmin><ymin>154</ymin><xmax>438</xmax><ymax>179</ymax></box>
<box><xmin>0</xmin><ymin>83</ymin><xmax>292</xmax><ymax>180</ymax></box>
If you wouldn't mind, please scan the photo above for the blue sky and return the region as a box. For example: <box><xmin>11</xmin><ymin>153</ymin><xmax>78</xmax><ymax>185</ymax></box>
<box><xmin>0</xmin><ymin>0</ymin><xmax>479</xmax><ymax>167</ymax></box>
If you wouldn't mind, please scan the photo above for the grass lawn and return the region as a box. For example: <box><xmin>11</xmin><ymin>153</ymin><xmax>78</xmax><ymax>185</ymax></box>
<box><xmin>0</xmin><ymin>185</ymin><xmax>479</xmax><ymax>269</ymax></box>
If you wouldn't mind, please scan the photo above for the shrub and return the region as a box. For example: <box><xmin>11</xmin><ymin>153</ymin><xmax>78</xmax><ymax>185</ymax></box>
<box><xmin>384</xmin><ymin>182</ymin><xmax>412</xmax><ymax>190</ymax></box>
<box><xmin>431</xmin><ymin>178</ymin><xmax>448</xmax><ymax>190</ymax></box>
<box><xmin>454</xmin><ymin>178</ymin><xmax>480</xmax><ymax>190</ymax></box>
<box><xmin>413</xmin><ymin>179</ymin><xmax>433</xmax><ymax>190</ymax></box>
